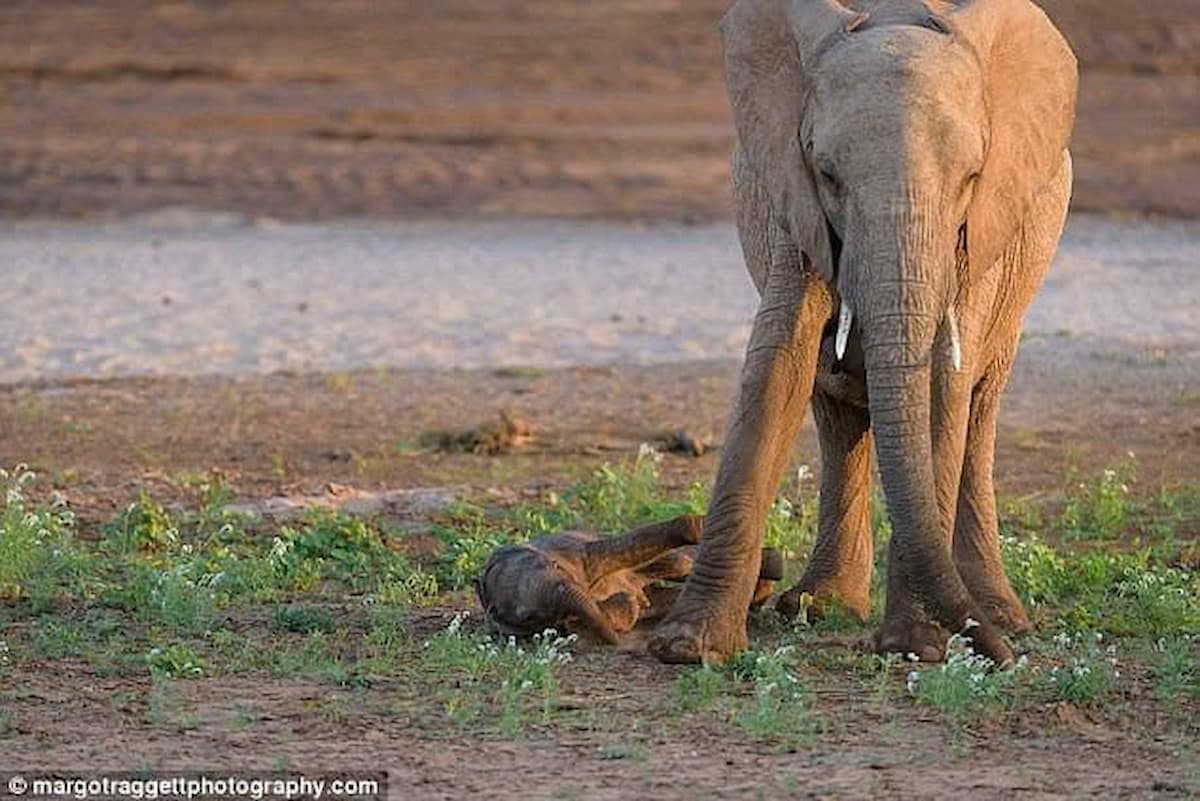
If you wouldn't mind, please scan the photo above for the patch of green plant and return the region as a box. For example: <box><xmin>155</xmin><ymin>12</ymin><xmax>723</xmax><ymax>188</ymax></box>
<box><xmin>672</xmin><ymin>664</ymin><xmax>727</xmax><ymax>713</ymax></box>
<box><xmin>278</xmin><ymin>511</ymin><xmax>402</xmax><ymax>590</ymax></box>
<box><xmin>430</xmin><ymin>505</ymin><xmax>519</xmax><ymax>591</ymax></box>
<box><xmin>101</xmin><ymin>492</ymin><xmax>179</xmax><ymax>553</ymax></box>
<box><xmin>269</xmin><ymin>631</ymin><xmax>351</xmax><ymax>684</ymax></box>
<box><xmin>421</xmin><ymin>613</ymin><xmax>575</xmax><ymax>734</ymax></box>
<box><xmin>146</xmin><ymin>673</ymin><xmax>199</xmax><ymax>729</ymax></box>
<box><xmin>764</xmin><ymin>493</ymin><xmax>818</xmax><ymax>571</ymax></box>
<box><xmin>1002</xmin><ymin>532</ymin><xmax>1069</xmax><ymax>608</ymax></box>
<box><xmin>375</xmin><ymin>565</ymin><xmax>439</xmax><ymax>605</ymax></box>
<box><xmin>1034</xmin><ymin>631</ymin><xmax>1118</xmax><ymax>704</ymax></box>
<box><xmin>730</xmin><ymin>647</ymin><xmax>818</xmax><ymax>742</ymax></box>
<box><xmin>1098</xmin><ymin>563</ymin><xmax>1199</xmax><ymax>638</ymax></box>
<box><xmin>146</xmin><ymin>642</ymin><xmax>206</xmax><ymax>679</ymax></box>
<box><xmin>673</xmin><ymin>647</ymin><xmax>817</xmax><ymax>744</ymax></box>
<box><xmin>210</xmin><ymin>536</ymin><xmax>323</xmax><ymax>600</ymax></box>
<box><xmin>208</xmin><ymin>628</ymin><xmax>272</xmax><ymax>674</ymax></box>
<box><xmin>518</xmin><ymin>446</ymin><xmax>701</xmax><ymax>535</ymax></box>
<box><xmin>0</xmin><ymin>466</ymin><xmax>99</xmax><ymax>610</ymax></box>
<box><xmin>1150</xmin><ymin>636</ymin><xmax>1199</xmax><ymax>702</ymax></box>
<box><xmin>906</xmin><ymin>631</ymin><xmax>1020</xmax><ymax>722</ymax></box>
<box><xmin>1059</xmin><ymin>463</ymin><xmax>1138</xmax><ymax>540</ymax></box>
<box><xmin>1001</xmin><ymin>534</ymin><xmax>1200</xmax><ymax>639</ymax></box>
<box><xmin>271</xmin><ymin>605</ymin><xmax>336</xmax><ymax>633</ymax></box>
<box><xmin>1152</xmin><ymin>484</ymin><xmax>1200</xmax><ymax>539</ymax></box>
<box><xmin>596</xmin><ymin>742</ymin><xmax>649</xmax><ymax>762</ymax></box>
<box><xmin>31</xmin><ymin>619</ymin><xmax>92</xmax><ymax>660</ymax></box>
<box><xmin>111</xmin><ymin>562</ymin><xmax>217</xmax><ymax>635</ymax></box>
<box><xmin>358</xmin><ymin>604</ymin><xmax>409</xmax><ymax>674</ymax></box>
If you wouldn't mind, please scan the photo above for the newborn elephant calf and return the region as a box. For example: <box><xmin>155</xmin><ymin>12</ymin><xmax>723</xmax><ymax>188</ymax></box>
<box><xmin>475</xmin><ymin>515</ymin><xmax>783</xmax><ymax>644</ymax></box>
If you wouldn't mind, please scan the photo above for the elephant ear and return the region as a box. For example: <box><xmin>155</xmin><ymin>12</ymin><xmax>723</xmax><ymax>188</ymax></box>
<box><xmin>720</xmin><ymin>0</ymin><xmax>867</xmax><ymax>284</ymax></box>
<box><xmin>948</xmin><ymin>0</ymin><xmax>1077</xmax><ymax>280</ymax></box>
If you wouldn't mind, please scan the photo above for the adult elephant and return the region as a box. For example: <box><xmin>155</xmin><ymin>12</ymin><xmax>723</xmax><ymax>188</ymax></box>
<box><xmin>649</xmin><ymin>0</ymin><xmax>1076</xmax><ymax>665</ymax></box>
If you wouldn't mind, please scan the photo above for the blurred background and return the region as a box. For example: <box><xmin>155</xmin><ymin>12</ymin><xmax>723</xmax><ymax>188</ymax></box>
<box><xmin>4</xmin><ymin>0</ymin><xmax>1198</xmax><ymax>223</ymax></box>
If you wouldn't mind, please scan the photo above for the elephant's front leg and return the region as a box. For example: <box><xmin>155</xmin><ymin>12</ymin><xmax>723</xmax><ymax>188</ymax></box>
<box><xmin>954</xmin><ymin>344</ymin><xmax>1031</xmax><ymax>635</ymax></box>
<box><xmin>649</xmin><ymin>262</ymin><xmax>832</xmax><ymax>664</ymax></box>
<box><xmin>777</xmin><ymin>387</ymin><xmax>873</xmax><ymax>621</ymax></box>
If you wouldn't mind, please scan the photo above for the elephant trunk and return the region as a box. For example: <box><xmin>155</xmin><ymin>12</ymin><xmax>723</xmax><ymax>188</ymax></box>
<box><xmin>855</xmin><ymin>206</ymin><xmax>1012</xmax><ymax>664</ymax></box>
<box><xmin>555</xmin><ymin>582</ymin><xmax>620</xmax><ymax>645</ymax></box>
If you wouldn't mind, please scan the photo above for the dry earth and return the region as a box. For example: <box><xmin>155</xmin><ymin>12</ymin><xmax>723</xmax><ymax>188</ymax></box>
<box><xmin>2</xmin><ymin>0</ymin><xmax>1199</xmax><ymax>797</ymax></box>
<box><xmin>2</xmin><ymin>0</ymin><xmax>1199</xmax><ymax>222</ymax></box>
<box><xmin>1</xmin><ymin>356</ymin><xmax>1198</xmax><ymax>799</ymax></box>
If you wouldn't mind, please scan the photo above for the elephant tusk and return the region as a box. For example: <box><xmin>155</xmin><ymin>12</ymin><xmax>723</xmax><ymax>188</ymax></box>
<box><xmin>835</xmin><ymin>301</ymin><xmax>852</xmax><ymax>361</ymax></box>
<box><xmin>947</xmin><ymin>307</ymin><xmax>962</xmax><ymax>372</ymax></box>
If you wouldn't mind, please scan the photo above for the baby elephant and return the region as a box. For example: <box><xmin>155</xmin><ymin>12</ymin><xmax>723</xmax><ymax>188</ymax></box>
<box><xmin>475</xmin><ymin>515</ymin><xmax>783</xmax><ymax>644</ymax></box>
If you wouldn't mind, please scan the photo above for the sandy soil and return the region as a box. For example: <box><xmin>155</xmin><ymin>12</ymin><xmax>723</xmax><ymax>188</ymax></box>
<box><xmin>1</xmin><ymin>214</ymin><xmax>1196</xmax><ymax>383</ymax></box>
<box><xmin>3</xmin><ymin>2</ymin><xmax>1199</xmax><ymax>796</ymax></box>
<box><xmin>1</xmin><ymin>355</ymin><xmax>1198</xmax><ymax>799</ymax></box>
<box><xmin>3</xmin><ymin>654</ymin><xmax>1193</xmax><ymax>801</ymax></box>
<box><xmin>2</xmin><ymin>0</ymin><xmax>1198</xmax><ymax>222</ymax></box>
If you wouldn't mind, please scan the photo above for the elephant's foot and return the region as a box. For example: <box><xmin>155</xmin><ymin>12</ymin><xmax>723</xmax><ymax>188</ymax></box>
<box><xmin>875</xmin><ymin>612</ymin><xmax>1014</xmax><ymax>666</ymax></box>
<box><xmin>648</xmin><ymin>600</ymin><xmax>749</xmax><ymax>664</ymax></box>
<box><xmin>775</xmin><ymin>576</ymin><xmax>870</xmax><ymax>623</ymax></box>
<box><xmin>873</xmin><ymin>617</ymin><xmax>950</xmax><ymax>662</ymax></box>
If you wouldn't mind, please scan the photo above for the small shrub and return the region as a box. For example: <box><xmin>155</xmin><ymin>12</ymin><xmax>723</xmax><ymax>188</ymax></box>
<box><xmin>281</xmin><ymin>512</ymin><xmax>392</xmax><ymax>586</ymax></box>
<box><xmin>674</xmin><ymin>647</ymin><xmax>817</xmax><ymax>743</ymax></box>
<box><xmin>1002</xmin><ymin>533</ymin><xmax>1069</xmax><ymax>608</ymax></box>
<box><xmin>359</xmin><ymin>604</ymin><xmax>409</xmax><ymax>671</ymax></box>
<box><xmin>672</xmin><ymin>665</ymin><xmax>726</xmax><ymax>713</ymax></box>
<box><xmin>421</xmin><ymin>613</ymin><xmax>576</xmax><ymax>734</ymax></box>
<box><xmin>1060</xmin><ymin>464</ymin><xmax>1138</xmax><ymax>541</ymax></box>
<box><xmin>116</xmin><ymin>563</ymin><xmax>216</xmax><ymax>634</ymax></box>
<box><xmin>1105</xmin><ymin>564</ymin><xmax>1199</xmax><ymax>638</ymax></box>
<box><xmin>431</xmin><ymin>521</ymin><xmax>516</xmax><ymax>591</ymax></box>
<box><xmin>375</xmin><ymin>565</ymin><xmax>440</xmax><ymax>605</ymax></box>
<box><xmin>270</xmin><ymin>605</ymin><xmax>335</xmax><ymax>633</ymax></box>
<box><xmin>1037</xmin><ymin>631</ymin><xmax>1118</xmax><ymax>704</ymax></box>
<box><xmin>102</xmin><ymin>492</ymin><xmax>178</xmax><ymax>553</ymax></box>
<box><xmin>1151</xmin><ymin>636</ymin><xmax>1199</xmax><ymax>702</ymax></box>
<box><xmin>731</xmin><ymin>647</ymin><xmax>817</xmax><ymax>742</ymax></box>
<box><xmin>0</xmin><ymin>466</ymin><xmax>96</xmax><ymax>609</ymax></box>
<box><xmin>146</xmin><ymin>643</ymin><xmax>206</xmax><ymax>678</ymax></box>
<box><xmin>906</xmin><ymin>629</ymin><xmax>1020</xmax><ymax>722</ymax></box>
<box><xmin>517</xmin><ymin>446</ymin><xmax>700</xmax><ymax>536</ymax></box>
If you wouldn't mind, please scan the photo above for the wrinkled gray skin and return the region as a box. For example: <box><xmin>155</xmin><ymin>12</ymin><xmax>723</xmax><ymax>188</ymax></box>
<box><xmin>649</xmin><ymin>0</ymin><xmax>1076</xmax><ymax>665</ymax></box>
<box><xmin>476</xmin><ymin>515</ymin><xmax>783</xmax><ymax>643</ymax></box>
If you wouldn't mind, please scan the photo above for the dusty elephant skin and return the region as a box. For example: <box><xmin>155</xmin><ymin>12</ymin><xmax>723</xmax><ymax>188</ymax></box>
<box><xmin>649</xmin><ymin>0</ymin><xmax>1076</xmax><ymax>666</ymax></box>
<box><xmin>475</xmin><ymin>515</ymin><xmax>783</xmax><ymax>644</ymax></box>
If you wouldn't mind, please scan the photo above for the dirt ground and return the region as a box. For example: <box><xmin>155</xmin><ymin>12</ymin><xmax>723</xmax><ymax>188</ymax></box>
<box><xmin>3</xmin><ymin>0</ymin><xmax>1199</xmax><ymax>222</ymax></box>
<box><xmin>3</xmin><ymin>648</ymin><xmax>1194</xmax><ymax>801</ymax></box>
<box><xmin>1</xmin><ymin>353</ymin><xmax>1198</xmax><ymax>797</ymax></box>
<box><xmin>3</xmin><ymin>352</ymin><xmax>1197</xmax><ymax>528</ymax></box>
<box><xmin>3</xmin><ymin>0</ymin><xmax>1199</xmax><ymax>796</ymax></box>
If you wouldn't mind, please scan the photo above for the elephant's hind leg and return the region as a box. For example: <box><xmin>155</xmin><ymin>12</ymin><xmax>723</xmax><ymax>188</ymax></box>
<box><xmin>954</xmin><ymin>349</ymin><xmax>1031</xmax><ymax>635</ymax></box>
<box><xmin>777</xmin><ymin>389</ymin><xmax>873</xmax><ymax>622</ymax></box>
